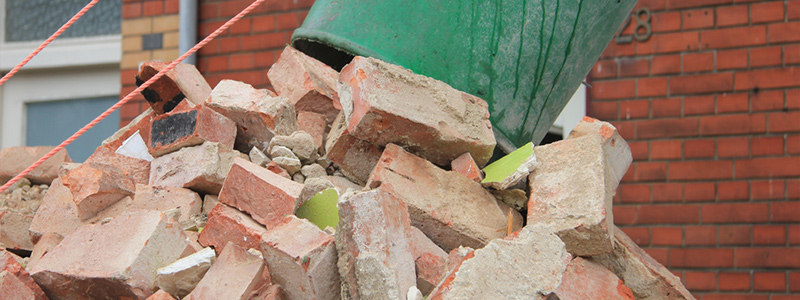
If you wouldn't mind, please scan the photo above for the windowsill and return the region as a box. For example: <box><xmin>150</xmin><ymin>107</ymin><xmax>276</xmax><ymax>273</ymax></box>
<box><xmin>0</xmin><ymin>35</ymin><xmax>121</xmax><ymax>71</ymax></box>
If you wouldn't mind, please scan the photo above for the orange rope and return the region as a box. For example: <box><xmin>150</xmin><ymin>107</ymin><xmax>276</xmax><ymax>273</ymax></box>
<box><xmin>0</xmin><ymin>0</ymin><xmax>99</xmax><ymax>87</ymax></box>
<box><xmin>0</xmin><ymin>0</ymin><xmax>266</xmax><ymax>193</ymax></box>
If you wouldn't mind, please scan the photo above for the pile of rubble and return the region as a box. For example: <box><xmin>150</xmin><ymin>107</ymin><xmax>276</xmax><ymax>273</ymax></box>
<box><xmin>0</xmin><ymin>46</ymin><xmax>695</xmax><ymax>300</ymax></box>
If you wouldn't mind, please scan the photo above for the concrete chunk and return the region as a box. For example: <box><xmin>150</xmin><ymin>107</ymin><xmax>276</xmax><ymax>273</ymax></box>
<box><xmin>218</xmin><ymin>157</ymin><xmax>303</xmax><ymax>229</ymax></box>
<box><xmin>156</xmin><ymin>247</ymin><xmax>216</xmax><ymax>299</ymax></box>
<box><xmin>136</xmin><ymin>61</ymin><xmax>211</xmax><ymax>114</ymax></box>
<box><xmin>567</xmin><ymin>117</ymin><xmax>633</xmax><ymax>192</ymax></box>
<box><xmin>367</xmin><ymin>144</ymin><xmax>522</xmax><ymax>252</ymax></box>
<box><xmin>184</xmin><ymin>242</ymin><xmax>270</xmax><ymax>300</ymax></box>
<box><xmin>207</xmin><ymin>79</ymin><xmax>297</xmax><ymax>151</ymax></box>
<box><xmin>61</xmin><ymin>163</ymin><xmax>135</xmax><ymax>220</ymax></box>
<box><xmin>553</xmin><ymin>257</ymin><xmax>634</xmax><ymax>300</ymax></box>
<box><xmin>268</xmin><ymin>46</ymin><xmax>340</xmax><ymax>123</ymax></box>
<box><xmin>150</xmin><ymin>141</ymin><xmax>241</xmax><ymax>194</ymax></box>
<box><xmin>198</xmin><ymin>203</ymin><xmax>268</xmax><ymax>254</ymax></box>
<box><xmin>0</xmin><ymin>146</ymin><xmax>71</xmax><ymax>185</ymax></box>
<box><xmin>428</xmin><ymin>224</ymin><xmax>571</xmax><ymax>299</ymax></box>
<box><xmin>336</xmin><ymin>189</ymin><xmax>416</xmax><ymax>300</ymax></box>
<box><xmin>30</xmin><ymin>211</ymin><xmax>189</xmax><ymax>299</ymax></box>
<box><xmin>325</xmin><ymin>112</ymin><xmax>383</xmax><ymax>185</ymax></box>
<box><xmin>339</xmin><ymin>56</ymin><xmax>495</xmax><ymax>166</ymax></box>
<box><xmin>148</xmin><ymin>105</ymin><xmax>237</xmax><ymax>157</ymax></box>
<box><xmin>260</xmin><ymin>216</ymin><xmax>339</xmax><ymax>300</ymax></box>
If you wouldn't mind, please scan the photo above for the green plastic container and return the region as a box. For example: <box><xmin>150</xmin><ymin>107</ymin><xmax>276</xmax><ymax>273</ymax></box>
<box><xmin>292</xmin><ymin>0</ymin><xmax>636</xmax><ymax>151</ymax></box>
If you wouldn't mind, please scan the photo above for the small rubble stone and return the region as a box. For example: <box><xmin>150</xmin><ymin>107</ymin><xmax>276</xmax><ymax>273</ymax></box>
<box><xmin>136</xmin><ymin>61</ymin><xmax>211</xmax><ymax>113</ymax></box>
<box><xmin>31</xmin><ymin>211</ymin><xmax>189</xmax><ymax>299</ymax></box>
<box><xmin>299</xmin><ymin>177</ymin><xmax>334</xmax><ymax>204</ymax></box>
<box><xmin>273</xmin><ymin>157</ymin><xmax>302</xmax><ymax>175</ymax></box>
<box><xmin>146</xmin><ymin>290</ymin><xmax>177</xmax><ymax>300</ymax></box>
<box><xmin>553</xmin><ymin>257</ymin><xmax>634</xmax><ymax>300</ymax></box>
<box><xmin>184</xmin><ymin>242</ymin><xmax>270</xmax><ymax>300</ymax></box>
<box><xmin>61</xmin><ymin>163</ymin><xmax>135</xmax><ymax>220</ymax></box>
<box><xmin>0</xmin><ymin>211</ymin><xmax>34</xmax><ymax>251</ymax></box>
<box><xmin>296</xmin><ymin>111</ymin><xmax>327</xmax><ymax>151</ymax></box>
<box><xmin>268</xmin><ymin>46</ymin><xmax>341</xmax><ymax>123</ymax></box>
<box><xmin>148</xmin><ymin>105</ymin><xmax>237</xmax><ymax>157</ymax></box>
<box><xmin>197</xmin><ymin>203</ymin><xmax>268</xmax><ymax>254</ymax></box>
<box><xmin>0</xmin><ymin>146</ymin><xmax>71</xmax><ymax>185</ymax></box>
<box><xmin>528</xmin><ymin>133</ymin><xmax>629</xmax><ymax>256</ymax></box>
<box><xmin>150</xmin><ymin>141</ymin><xmax>241</xmax><ymax>194</ymax></box>
<box><xmin>206</xmin><ymin>80</ymin><xmax>297</xmax><ymax>151</ymax></box>
<box><xmin>300</xmin><ymin>164</ymin><xmax>326</xmax><ymax>179</ymax></box>
<box><xmin>336</xmin><ymin>189</ymin><xmax>416</xmax><ymax>300</ymax></box>
<box><xmin>490</xmin><ymin>189</ymin><xmax>528</xmax><ymax>212</ymax></box>
<box><xmin>428</xmin><ymin>224</ymin><xmax>571</xmax><ymax>299</ymax></box>
<box><xmin>589</xmin><ymin>226</ymin><xmax>696</xmax><ymax>300</ymax></box>
<box><xmin>218</xmin><ymin>157</ymin><xmax>303</xmax><ymax>229</ymax></box>
<box><xmin>266</xmin><ymin>161</ymin><xmax>292</xmax><ymax>180</ymax></box>
<box><xmin>270</xmin><ymin>131</ymin><xmax>318</xmax><ymax>162</ymax></box>
<box><xmin>250</xmin><ymin>147</ymin><xmax>271</xmax><ymax>167</ymax></box>
<box><xmin>270</xmin><ymin>145</ymin><xmax>297</xmax><ymax>160</ymax></box>
<box><xmin>156</xmin><ymin>247</ymin><xmax>216</xmax><ymax>299</ymax></box>
<box><xmin>367</xmin><ymin>144</ymin><xmax>522</xmax><ymax>252</ymax></box>
<box><xmin>450</xmin><ymin>152</ymin><xmax>482</xmax><ymax>183</ymax></box>
<box><xmin>407</xmin><ymin>287</ymin><xmax>424</xmax><ymax>300</ymax></box>
<box><xmin>27</xmin><ymin>233</ymin><xmax>63</xmax><ymax>272</ymax></box>
<box><xmin>292</xmin><ymin>173</ymin><xmax>305</xmax><ymax>183</ymax></box>
<box><xmin>0</xmin><ymin>250</ymin><xmax>47</xmax><ymax>300</ymax></box>
<box><xmin>324</xmin><ymin>112</ymin><xmax>383</xmax><ymax>185</ymax></box>
<box><xmin>260</xmin><ymin>216</ymin><xmax>339</xmax><ymax>300</ymax></box>
<box><xmin>339</xmin><ymin>56</ymin><xmax>495</xmax><ymax>166</ymax></box>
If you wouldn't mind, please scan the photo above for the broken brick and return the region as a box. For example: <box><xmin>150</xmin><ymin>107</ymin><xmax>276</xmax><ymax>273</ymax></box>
<box><xmin>136</xmin><ymin>61</ymin><xmax>211</xmax><ymax>114</ymax></box>
<box><xmin>260</xmin><ymin>216</ymin><xmax>339</xmax><ymax>300</ymax></box>
<box><xmin>265</xmin><ymin>161</ymin><xmax>292</xmax><ymax>180</ymax></box>
<box><xmin>27</xmin><ymin>233</ymin><xmax>63</xmax><ymax>272</ymax></box>
<box><xmin>553</xmin><ymin>257</ymin><xmax>635</xmax><ymax>300</ymax></box>
<box><xmin>0</xmin><ymin>211</ymin><xmax>34</xmax><ymax>251</ymax></box>
<box><xmin>148</xmin><ymin>105</ymin><xmax>236</xmax><ymax>157</ymax></box>
<box><xmin>86</xmin><ymin>143</ymin><xmax>151</xmax><ymax>185</ymax></box>
<box><xmin>218</xmin><ymin>157</ymin><xmax>303</xmax><ymax>229</ymax></box>
<box><xmin>0</xmin><ymin>270</ymin><xmax>37</xmax><ymax>300</ymax></box>
<box><xmin>0</xmin><ymin>250</ymin><xmax>47</xmax><ymax>300</ymax></box>
<box><xmin>197</xmin><ymin>202</ymin><xmax>268</xmax><ymax>254</ymax></box>
<box><xmin>567</xmin><ymin>117</ymin><xmax>632</xmax><ymax>191</ymax></box>
<box><xmin>268</xmin><ymin>46</ymin><xmax>341</xmax><ymax>123</ymax></box>
<box><xmin>146</xmin><ymin>290</ymin><xmax>177</xmax><ymax>300</ymax></box>
<box><xmin>61</xmin><ymin>163</ymin><xmax>135</xmax><ymax>221</ymax></box>
<box><xmin>339</xmin><ymin>56</ymin><xmax>495</xmax><ymax>166</ymax></box>
<box><xmin>297</xmin><ymin>111</ymin><xmax>327</xmax><ymax>151</ymax></box>
<box><xmin>97</xmin><ymin>184</ymin><xmax>202</xmax><ymax>225</ymax></box>
<box><xmin>408</xmin><ymin>227</ymin><xmax>448</xmax><ymax>295</ymax></box>
<box><xmin>103</xmin><ymin>109</ymin><xmax>155</xmax><ymax>151</ymax></box>
<box><xmin>0</xmin><ymin>146</ymin><xmax>71</xmax><ymax>185</ymax></box>
<box><xmin>206</xmin><ymin>79</ymin><xmax>297</xmax><ymax>152</ymax></box>
<box><xmin>28</xmin><ymin>178</ymin><xmax>84</xmax><ymax>242</ymax></box>
<box><xmin>149</xmin><ymin>141</ymin><xmax>242</xmax><ymax>194</ymax></box>
<box><xmin>325</xmin><ymin>112</ymin><xmax>383</xmax><ymax>185</ymax></box>
<box><xmin>450</xmin><ymin>152</ymin><xmax>482</xmax><ymax>183</ymax></box>
<box><xmin>367</xmin><ymin>144</ymin><xmax>522</xmax><ymax>252</ymax></box>
<box><xmin>184</xmin><ymin>242</ymin><xmax>270</xmax><ymax>300</ymax></box>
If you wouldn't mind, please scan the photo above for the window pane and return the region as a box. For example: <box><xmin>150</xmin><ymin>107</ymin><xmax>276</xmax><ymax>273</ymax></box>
<box><xmin>25</xmin><ymin>96</ymin><xmax>120</xmax><ymax>162</ymax></box>
<box><xmin>5</xmin><ymin>0</ymin><xmax>121</xmax><ymax>42</ymax></box>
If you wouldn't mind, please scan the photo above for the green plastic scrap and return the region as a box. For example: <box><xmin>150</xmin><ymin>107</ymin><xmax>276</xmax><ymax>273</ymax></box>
<box><xmin>295</xmin><ymin>188</ymin><xmax>339</xmax><ymax>230</ymax></box>
<box><xmin>481</xmin><ymin>142</ymin><xmax>534</xmax><ymax>185</ymax></box>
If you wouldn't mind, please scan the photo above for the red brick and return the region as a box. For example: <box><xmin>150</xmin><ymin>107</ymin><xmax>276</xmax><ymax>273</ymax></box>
<box><xmin>652</xmin><ymin>11</ymin><xmax>681</xmax><ymax>32</ymax></box>
<box><xmin>636</xmin><ymin>0</ymin><xmax>668</xmax><ymax>11</ymax></box>
<box><xmin>197</xmin><ymin>203</ymin><xmax>268</xmax><ymax>254</ymax></box>
<box><xmin>716</xmin><ymin>5</ymin><xmax>749</xmax><ymax>27</ymax></box>
<box><xmin>790</xmin><ymin>0</ymin><xmax>800</xmax><ymax>20</ymax></box>
<box><xmin>651</xmin><ymin>97</ymin><xmax>682</xmax><ymax>117</ymax></box>
<box><xmin>164</xmin><ymin>0</ymin><xmax>179</xmax><ymax>14</ymax></box>
<box><xmin>717</xmin><ymin>49</ymin><xmax>748</xmax><ymax>70</ymax></box>
<box><xmin>619</xmin><ymin>184</ymin><xmax>651</xmax><ymax>204</ymax></box>
<box><xmin>684</xmin><ymin>271</ymin><xmax>715</xmax><ymax>291</ymax></box>
<box><xmin>651</xmin><ymin>55</ymin><xmax>681</xmax><ymax>75</ymax></box>
<box><xmin>752</xmin><ymin>1</ymin><xmax>786</xmax><ymax>23</ymax></box>
<box><xmin>789</xmin><ymin>89</ymin><xmax>800</xmax><ymax>109</ymax></box>
<box><xmin>683</xmin><ymin>8</ymin><xmax>714</xmax><ymax>30</ymax></box>
<box><xmin>240</xmin><ymin>32</ymin><xmax>290</xmax><ymax>51</ymax></box>
<box><xmin>591</xmin><ymin>60</ymin><xmax>618</xmax><ymax>79</ymax></box>
<box><xmin>619</xmin><ymin>58</ymin><xmax>650</xmax><ymax>77</ymax></box>
<box><xmin>719</xmin><ymin>225</ymin><xmax>751</xmax><ymax>245</ymax></box>
<box><xmin>668</xmin><ymin>248</ymin><xmax>734</xmax><ymax>268</ymax></box>
<box><xmin>684</xmin><ymin>181</ymin><xmax>717</xmax><ymax>202</ymax></box>
<box><xmin>736</xmin><ymin>67</ymin><xmax>800</xmax><ymax>91</ymax></box>
<box><xmin>636</xmin><ymin>204</ymin><xmax>700</xmax><ymax>224</ymax></box>
<box><xmin>652</xmin><ymin>182</ymin><xmax>683</xmax><ymax>203</ymax></box>
<box><xmin>651</xmin><ymin>227</ymin><xmax>682</xmax><ymax>246</ymax></box>
<box><xmin>701</xmin><ymin>26</ymin><xmax>767</xmax><ymax>50</ymax></box>
<box><xmin>451</xmin><ymin>153</ymin><xmax>482</xmax><ymax>183</ymax></box>
<box><xmin>718</xmin><ymin>137</ymin><xmax>750</xmax><ymax>157</ymax></box>
<box><xmin>684</xmin><ymin>138</ymin><xmax>715</xmax><ymax>158</ymax></box>
<box><xmin>737</xmin><ymin>248</ymin><xmax>800</xmax><ymax>268</ymax></box>
<box><xmin>754</xmin><ymin>272</ymin><xmax>786</xmax><ymax>292</ymax></box>
<box><xmin>752</xmin><ymin>136</ymin><xmax>784</xmax><ymax>157</ymax></box>
<box><xmin>588</xmin><ymin>101</ymin><xmax>618</xmax><ymax>120</ymax></box>
<box><xmin>702</xmin><ymin>203</ymin><xmax>769</xmax><ymax>223</ymax></box>
<box><xmin>753</xmin><ymin>225</ymin><xmax>786</xmax><ymax>246</ymax></box>
<box><xmin>619</xmin><ymin>100</ymin><xmax>650</xmax><ymax>119</ymax></box>
<box><xmin>719</xmin><ymin>272</ymin><xmax>751</xmax><ymax>291</ymax></box>
<box><xmin>620</xmin><ymin>227</ymin><xmax>650</xmax><ymax>246</ymax></box>
<box><xmin>770</xmin><ymin>111</ymin><xmax>800</xmax><ymax>133</ymax></box>
<box><xmin>122</xmin><ymin>3</ymin><xmax>142</xmax><ymax>18</ymax></box>
<box><xmin>143</xmin><ymin>1</ymin><xmax>163</xmax><ymax>16</ymax></box>
<box><xmin>793</xmin><ymin>271</ymin><xmax>800</xmax><ymax>292</ymax></box>
<box><xmin>700</xmin><ymin>113</ymin><xmax>767</xmax><ymax>135</ymax></box>
<box><xmin>703</xmin><ymin>294</ymin><xmax>769</xmax><ymax>300</ymax></box>
<box><xmin>682</xmin><ymin>52</ymin><xmax>714</xmax><ymax>73</ymax></box>
<box><xmin>613</xmin><ymin>206</ymin><xmax>637</xmax><ymax>225</ymax></box>
<box><xmin>769</xmin><ymin>21</ymin><xmax>800</xmax><ymax>43</ymax></box>
<box><xmin>789</xmin><ymin>178</ymin><xmax>800</xmax><ymax>198</ymax></box>
<box><xmin>252</xmin><ymin>15</ymin><xmax>275</xmax><ymax>32</ymax></box>
<box><xmin>643</xmin><ymin>248</ymin><xmax>669</xmax><ymax>266</ymax></box>
<box><xmin>199</xmin><ymin>3</ymin><xmax>219</xmax><ymax>19</ymax></box>
<box><xmin>718</xmin><ymin>181</ymin><xmax>750</xmax><ymax>201</ymax></box>
<box><xmin>751</xmin><ymin>90</ymin><xmax>784</xmax><ymax>112</ymax></box>
<box><xmin>685</xmin><ymin>225</ymin><xmax>716</xmax><ymax>245</ymax></box>
<box><xmin>772</xmin><ymin>201</ymin><xmax>800</xmax><ymax>222</ymax></box>
<box><xmin>637</xmin><ymin>118</ymin><xmax>699</xmax><ymax>139</ymax></box>
<box><xmin>668</xmin><ymin>0</ymin><xmax>730</xmax><ymax>10</ymax></box>
<box><xmin>669</xmin><ymin>160</ymin><xmax>732</xmax><ymax>180</ymax></box>
<box><xmin>228</xmin><ymin>53</ymin><xmax>254</xmax><ymax>70</ymax></box>
<box><xmin>590</xmin><ymin>79</ymin><xmax>636</xmax><ymax>100</ymax></box>
<box><xmin>737</xmin><ymin>157</ymin><xmax>800</xmax><ymax>178</ymax></box>
<box><xmin>750</xmin><ymin>46</ymin><xmax>783</xmax><ymax>68</ymax></box>
<box><xmin>684</xmin><ymin>95</ymin><xmax>716</xmax><ymax>115</ymax></box>
<box><xmin>600</xmin><ymin>42</ymin><xmax>636</xmax><ymax>58</ymax></box>
<box><xmin>651</xmin><ymin>140</ymin><xmax>682</xmax><ymax>160</ymax></box>
<box><xmin>638</xmin><ymin>77</ymin><xmax>668</xmax><ymax>97</ymax></box>
<box><xmin>276</xmin><ymin>12</ymin><xmax>302</xmax><ymax>30</ymax></box>
<box><xmin>637</xmin><ymin>32</ymin><xmax>700</xmax><ymax>55</ymax></box>
<box><xmin>671</xmin><ymin>73</ymin><xmax>733</xmax><ymax>95</ymax></box>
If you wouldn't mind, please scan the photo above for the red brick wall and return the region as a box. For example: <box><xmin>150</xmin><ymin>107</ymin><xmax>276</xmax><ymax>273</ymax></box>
<box><xmin>588</xmin><ymin>0</ymin><xmax>800</xmax><ymax>298</ymax></box>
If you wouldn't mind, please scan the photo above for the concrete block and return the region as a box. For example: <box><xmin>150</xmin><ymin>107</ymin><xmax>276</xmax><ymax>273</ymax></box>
<box><xmin>30</xmin><ymin>211</ymin><xmax>189</xmax><ymax>299</ymax></box>
<box><xmin>27</xmin><ymin>233</ymin><xmax>63</xmax><ymax>272</ymax></box>
<box><xmin>260</xmin><ymin>216</ymin><xmax>339</xmax><ymax>300</ymax></box>
<box><xmin>0</xmin><ymin>146</ymin><xmax>71</xmax><ymax>185</ymax></box>
<box><xmin>325</xmin><ymin>112</ymin><xmax>383</xmax><ymax>185</ymax></box>
<box><xmin>197</xmin><ymin>203</ymin><xmax>268</xmax><ymax>254</ymax></box>
<box><xmin>156</xmin><ymin>247</ymin><xmax>216</xmax><ymax>299</ymax></box>
<box><xmin>553</xmin><ymin>257</ymin><xmax>634</xmax><ymax>300</ymax></box>
<box><xmin>146</xmin><ymin>290</ymin><xmax>177</xmax><ymax>300</ymax></box>
<box><xmin>184</xmin><ymin>242</ymin><xmax>270</xmax><ymax>300</ymax></box>
<box><xmin>86</xmin><ymin>144</ymin><xmax>151</xmax><ymax>185</ymax></box>
<box><xmin>61</xmin><ymin>163</ymin><xmax>135</xmax><ymax>220</ymax></box>
<box><xmin>28</xmin><ymin>178</ymin><xmax>83</xmax><ymax>243</ymax></box>
<box><xmin>528</xmin><ymin>134</ymin><xmax>622</xmax><ymax>256</ymax></box>
<box><xmin>0</xmin><ymin>250</ymin><xmax>48</xmax><ymax>300</ymax></box>
<box><xmin>268</xmin><ymin>46</ymin><xmax>340</xmax><ymax>123</ymax></box>
<box><xmin>0</xmin><ymin>270</ymin><xmax>37</xmax><ymax>300</ymax></box>
<box><xmin>0</xmin><ymin>211</ymin><xmax>34</xmax><ymax>251</ymax></box>
<box><xmin>567</xmin><ymin>117</ymin><xmax>632</xmax><ymax>190</ymax></box>
<box><xmin>96</xmin><ymin>184</ymin><xmax>202</xmax><ymax>225</ymax></box>
<box><xmin>218</xmin><ymin>157</ymin><xmax>303</xmax><ymax>229</ymax></box>
<box><xmin>428</xmin><ymin>224</ymin><xmax>571</xmax><ymax>299</ymax></box>
<box><xmin>450</xmin><ymin>152</ymin><xmax>482</xmax><ymax>183</ymax></box>
<box><xmin>136</xmin><ymin>61</ymin><xmax>211</xmax><ymax>114</ymax></box>
<box><xmin>589</xmin><ymin>226</ymin><xmax>696</xmax><ymax>300</ymax></box>
<box><xmin>297</xmin><ymin>111</ymin><xmax>327</xmax><ymax>151</ymax></box>
<box><xmin>148</xmin><ymin>105</ymin><xmax>236</xmax><ymax>157</ymax></box>
<box><xmin>367</xmin><ymin>144</ymin><xmax>522</xmax><ymax>252</ymax></box>
<box><xmin>207</xmin><ymin>79</ymin><xmax>297</xmax><ymax>151</ymax></box>
<box><xmin>336</xmin><ymin>189</ymin><xmax>416</xmax><ymax>300</ymax></box>
<box><xmin>150</xmin><ymin>141</ymin><xmax>241</xmax><ymax>194</ymax></box>
<box><xmin>407</xmin><ymin>227</ymin><xmax>447</xmax><ymax>295</ymax></box>
<box><xmin>339</xmin><ymin>56</ymin><xmax>495</xmax><ymax>166</ymax></box>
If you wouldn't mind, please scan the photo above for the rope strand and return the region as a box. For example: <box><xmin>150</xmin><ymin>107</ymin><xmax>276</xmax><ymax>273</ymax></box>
<box><xmin>0</xmin><ymin>0</ymin><xmax>266</xmax><ymax>193</ymax></box>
